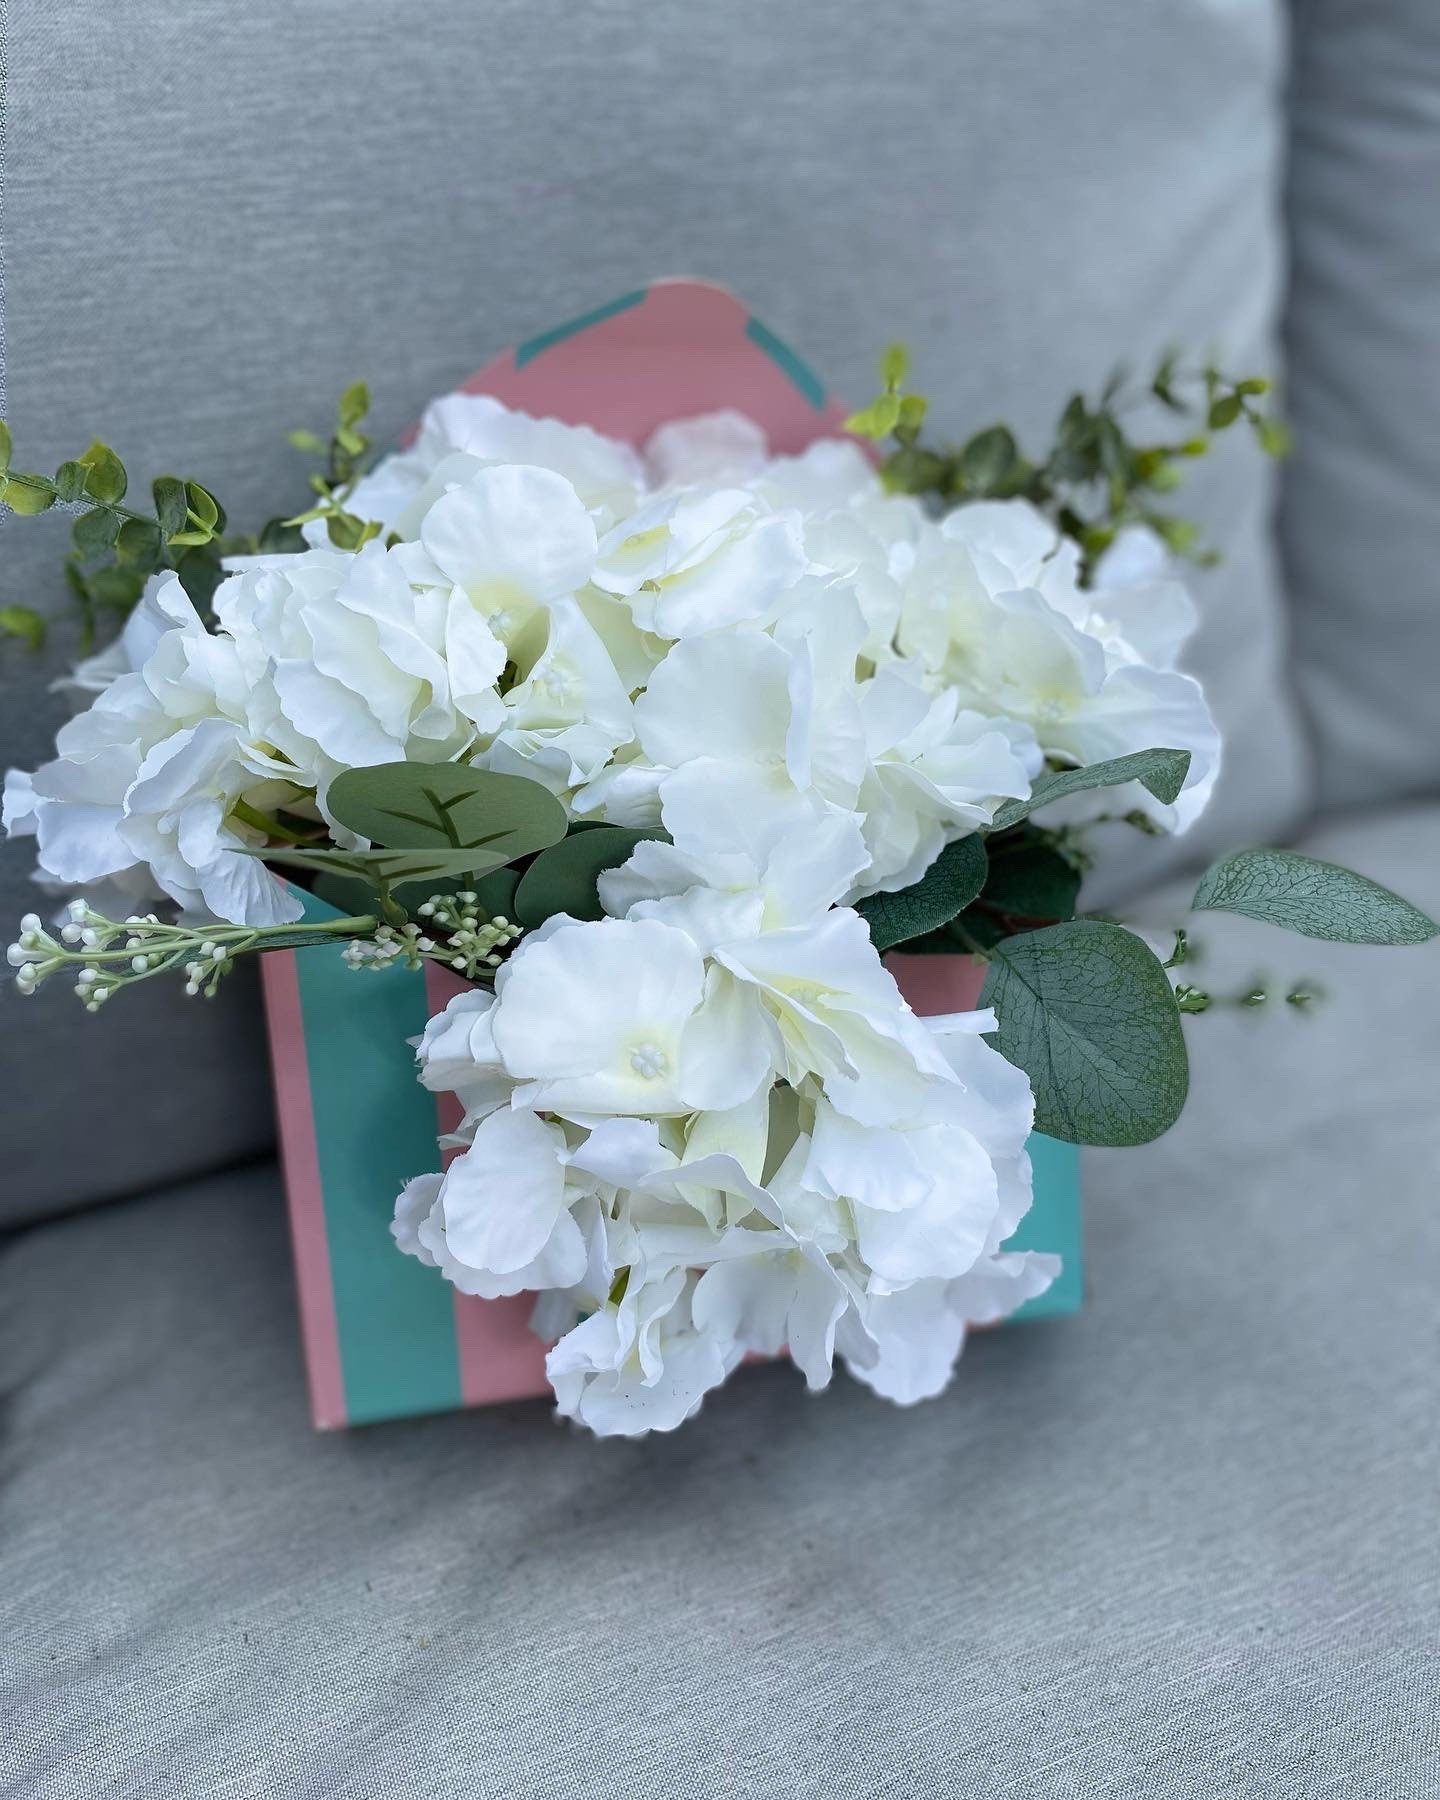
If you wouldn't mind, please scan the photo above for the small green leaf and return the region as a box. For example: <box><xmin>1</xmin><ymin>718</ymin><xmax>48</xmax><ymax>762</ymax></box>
<box><xmin>251</xmin><ymin>845</ymin><xmax>511</xmax><ymax>892</ymax></box>
<box><xmin>325</xmin><ymin>511</ymin><xmax>367</xmax><ymax>549</ymax></box>
<box><xmin>1</xmin><ymin>473</ymin><xmax>57</xmax><ymax>515</ymax></box>
<box><xmin>879</xmin><ymin>342</ymin><xmax>909</xmax><ymax>391</ymax></box>
<box><xmin>0</xmin><ymin>605</ymin><xmax>46</xmax><ymax>650</ymax></box>
<box><xmin>960</xmin><ymin>425</ymin><xmax>1019</xmax><ymax>492</ymax></box>
<box><xmin>173</xmin><ymin>547</ymin><xmax>226</xmax><ymax>612</ymax></box>
<box><xmin>1191</xmin><ymin>849</ymin><xmax>1438</xmax><ymax>945</ymax></box>
<box><xmin>988</xmin><ymin>748</ymin><xmax>1191</xmax><ymax>833</ymax></box>
<box><xmin>0</xmin><ymin>420</ymin><xmax>11</xmax><ymax>474</ymax></box>
<box><xmin>326</xmin><ymin>762</ymin><xmax>569</xmax><ymax>868</ymax></box>
<box><xmin>256</xmin><ymin>516</ymin><xmax>308</xmax><ymax>555</ymax></box>
<box><xmin>70</xmin><ymin>507</ymin><xmax>121</xmax><ymax>560</ymax></box>
<box><xmin>514</xmin><ymin>826</ymin><xmax>665</xmax><ymax>927</ymax></box>
<box><xmin>286</xmin><ymin>429</ymin><xmax>326</xmax><ymax>454</ymax></box>
<box><xmin>1208</xmin><ymin>394</ymin><xmax>1242</xmax><ymax>430</ymax></box>
<box><xmin>79</xmin><ymin>442</ymin><xmax>127</xmax><ymax>505</ymax></box>
<box><xmin>54</xmin><ymin>460</ymin><xmax>89</xmax><ymax>503</ymax></box>
<box><xmin>183</xmin><ymin>480</ymin><xmax>220</xmax><ymax>533</ymax></box>
<box><xmin>854</xmin><ymin>835</ymin><xmax>989</xmax><ymax>952</ymax></box>
<box><xmin>844</xmin><ymin>395</ymin><xmax>902</xmax><ymax>440</ymax></box>
<box><xmin>152</xmin><ymin>475</ymin><xmax>189</xmax><ymax>540</ymax></box>
<box><xmin>980</xmin><ymin>920</ymin><xmax>1189</xmax><ymax>1146</ymax></box>
<box><xmin>115</xmin><ymin>517</ymin><xmax>164</xmax><ymax>567</ymax></box>
<box><xmin>338</xmin><ymin>381</ymin><xmax>370</xmax><ymax>429</ymax></box>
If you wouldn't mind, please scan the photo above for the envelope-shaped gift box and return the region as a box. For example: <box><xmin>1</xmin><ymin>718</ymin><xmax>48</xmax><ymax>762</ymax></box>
<box><xmin>260</xmin><ymin>281</ymin><xmax>1083</xmax><ymax>1428</ymax></box>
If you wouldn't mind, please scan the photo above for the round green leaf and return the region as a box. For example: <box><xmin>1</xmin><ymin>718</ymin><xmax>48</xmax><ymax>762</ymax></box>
<box><xmin>325</xmin><ymin>762</ymin><xmax>568</xmax><ymax>867</ymax></box>
<box><xmin>854</xmin><ymin>834</ymin><xmax>988</xmax><ymax>952</ymax></box>
<box><xmin>1192</xmin><ymin>849</ymin><xmax>1438</xmax><ymax>945</ymax></box>
<box><xmin>979</xmin><ymin>919</ymin><xmax>1189</xmax><ymax>1147</ymax></box>
<box><xmin>80</xmin><ymin>442</ymin><xmax>128</xmax><ymax>505</ymax></box>
<box><xmin>514</xmin><ymin>826</ymin><xmax>663</xmax><ymax>927</ymax></box>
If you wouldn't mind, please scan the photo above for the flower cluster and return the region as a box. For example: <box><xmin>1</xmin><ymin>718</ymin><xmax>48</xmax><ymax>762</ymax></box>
<box><xmin>4</xmin><ymin>394</ymin><xmax>1216</xmax><ymax>931</ymax></box>
<box><xmin>2</xmin><ymin>387</ymin><xmax>1225</xmax><ymax>1435</ymax></box>
<box><xmin>394</xmin><ymin>804</ymin><xmax>1058</xmax><ymax>1434</ymax></box>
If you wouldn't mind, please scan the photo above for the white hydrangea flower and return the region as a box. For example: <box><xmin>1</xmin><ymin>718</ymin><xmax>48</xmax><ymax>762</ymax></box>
<box><xmin>395</xmin><ymin>799</ymin><xmax>1056</xmax><ymax>1437</ymax></box>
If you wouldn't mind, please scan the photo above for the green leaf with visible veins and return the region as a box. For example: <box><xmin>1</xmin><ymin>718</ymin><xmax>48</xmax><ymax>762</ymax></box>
<box><xmin>980</xmin><ymin>919</ymin><xmax>1189</xmax><ymax>1146</ymax></box>
<box><xmin>989</xmin><ymin>748</ymin><xmax>1191</xmax><ymax>832</ymax></box>
<box><xmin>854</xmin><ymin>834</ymin><xmax>988</xmax><ymax>952</ymax></box>
<box><xmin>1192</xmin><ymin>849</ymin><xmax>1438</xmax><ymax>945</ymax></box>
<box><xmin>325</xmin><ymin>763</ymin><xmax>568</xmax><ymax>866</ymax></box>
<box><xmin>249</xmin><ymin>845</ymin><xmax>520</xmax><ymax>892</ymax></box>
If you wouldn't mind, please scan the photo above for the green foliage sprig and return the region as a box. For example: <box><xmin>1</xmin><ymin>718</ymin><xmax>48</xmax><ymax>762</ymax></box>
<box><xmin>846</xmin><ymin>343</ymin><xmax>1289</xmax><ymax>576</ymax></box>
<box><xmin>0</xmin><ymin>385</ymin><xmax>381</xmax><ymax>651</ymax></box>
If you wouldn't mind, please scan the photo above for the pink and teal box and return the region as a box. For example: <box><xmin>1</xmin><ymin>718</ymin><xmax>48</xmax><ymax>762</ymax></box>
<box><xmin>260</xmin><ymin>281</ymin><xmax>1083</xmax><ymax>1429</ymax></box>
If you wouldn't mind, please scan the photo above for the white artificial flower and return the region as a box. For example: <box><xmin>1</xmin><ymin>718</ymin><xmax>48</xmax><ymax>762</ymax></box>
<box><xmin>592</xmin><ymin>487</ymin><xmax>806</xmax><ymax>638</ymax></box>
<box><xmin>490</xmin><ymin>915</ymin><xmax>776</xmax><ymax>1118</ymax></box>
<box><xmin>897</xmin><ymin>499</ymin><xmax>1219</xmax><ymax>831</ymax></box>
<box><xmin>472</xmin><ymin>597</ymin><xmax>636</xmax><ymax>800</ymax></box>
<box><xmin>415</xmin><ymin>463</ymin><xmax>599</xmax><ymax>661</ymax></box>
<box><xmin>327</xmin><ymin>394</ymin><xmax>644</xmax><ymax>545</ymax></box>
<box><xmin>643</xmin><ymin>410</ymin><xmax>770</xmax><ymax>489</ymax></box>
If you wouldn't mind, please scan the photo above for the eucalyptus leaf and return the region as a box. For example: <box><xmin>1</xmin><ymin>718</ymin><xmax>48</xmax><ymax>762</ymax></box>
<box><xmin>70</xmin><ymin>507</ymin><xmax>121</xmax><ymax>560</ymax></box>
<box><xmin>326</xmin><ymin>762</ymin><xmax>568</xmax><ymax>868</ymax></box>
<box><xmin>980</xmin><ymin>919</ymin><xmax>1189</xmax><ymax>1146</ymax></box>
<box><xmin>1</xmin><ymin>474</ymin><xmax>56</xmax><ymax>515</ymax></box>
<box><xmin>54</xmin><ymin>460</ymin><xmax>90</xmax><ymax>503</ymax></box>
<box><xmin>252</xmin><ymin>845</ymin><xmax>512</xmax><ymax>892</ymax></box>
<box><xmin>152</xmin><ymin>475</ymin><xmax>189</xmax><ymax>541</ymax></box>
<box><xmin>855</xmin><ymin>835</ymin><xmax>988</xmax><ymax>952</ymax></box>
<box><xmin>1192</xmin><ymin>849</ymin><xmax>1439</xmax><ymax>945</ymax></box>
<box><xmin>978</xmin><ymin>840</ymin><xmax>1082</xmax><ymax>927</ymax></box>
<box><xmin>515</xmin><ymin>826</ymin><xmax>664</xmax><ymax>927</ymax></box>
<box><xmin>989</xmin><ymin>748</ymin><xmax>1191</xmax><ymax>832</ymax></box>
<box><xmin>79</xmin><ymin>442</ymin><xmax>127</xmax><ymax>505</ymax></box>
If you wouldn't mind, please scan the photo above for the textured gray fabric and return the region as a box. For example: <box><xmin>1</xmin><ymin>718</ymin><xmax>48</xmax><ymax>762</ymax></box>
<box><xmin>0</xmin><ymin>0</ymin><xmax>1308</xmax><ymax>1222</ymax></box>
<box><xmin>1282</xmin><ymin>0</ymin><xmax>1440</xmax><ymax>810</ymax></box>
<box><xmin>4</xmin><ymin>804</ymin><xmax>1436</xmax><ymax>1799</ymax></box>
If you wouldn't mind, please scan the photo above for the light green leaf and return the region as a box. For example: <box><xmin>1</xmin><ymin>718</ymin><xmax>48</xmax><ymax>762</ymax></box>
<box><xmin>988</xmin><ymin>748</ymin><xmax>1191</xmax><ymax>833</ymax></box>
<box><xmin>980</xmin><ymin>920</ymin><xmax>1189</xmax><ymax>1146</ymax></box>
<box><xmin>1191</xmin><ymin>849</ymin><xmax>1439</xmax><ymax>945</ymax></box>
<box><xmin>514</xmin><ymin>826</ymin><xmax>664</xmax><ymax>927</ymax></box>
<box><xmin>325</xmin><ymin>763</ymin><xmax>568</xmax><ymax>869</ymax></box>
<box><xmin>0</xmin><ymin>605</ymin><xmax>46</xmax><ymax>650</ymax></box>
<box><xmin>79</xmin><ymin>442</ymin><xmax>127</xmax><ymax>505</ymax></box>
<box><xmin>854</xmin><ymin>835</ymin><xmax>988</xmax><ymax>952</ymax></box>
<box><xmin>183</xmin><ymin>480</ymin><xmax>220</xmax><ymax>533</ymax></box>
<box><xmin>0</xmin><ymin>420</ymin><xmax>11</xmax><ymax>474</ymax></box>
<box><xmin>879</xmin><ymin>342</ymin><xmax>909</xmax><ymax>390</ymax></box>
<box><xmin>338</xmin><ymin>381</ymin><xmax>370</xmax><ymax>429</ymax></box>
<box><xmin>1</xmin><ymin>473</ymin><xmax>57</xmax><ymax>515</ymax></box>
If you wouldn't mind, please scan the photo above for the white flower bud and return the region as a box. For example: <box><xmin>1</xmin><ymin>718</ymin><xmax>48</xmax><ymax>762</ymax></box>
<box><xmin>20</xmin><ymin>912</ymin><xmax>42</xmax><ymax>935</ymax></box>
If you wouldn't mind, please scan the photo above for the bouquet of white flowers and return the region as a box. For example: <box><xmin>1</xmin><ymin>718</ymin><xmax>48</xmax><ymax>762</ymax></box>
<box><xmin>4</xmin><ymin>289</ymin><xmax>1433</xmax><ymax>1436</ymax></box>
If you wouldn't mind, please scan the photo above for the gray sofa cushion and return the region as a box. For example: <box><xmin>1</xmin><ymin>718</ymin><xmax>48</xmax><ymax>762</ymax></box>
<box><xmin>5</xmin><ymin>804</ymin><xmax>1436</xmax><ymax>1799</ymax></box>
<box><xmin>0</xmin><ymin>0</ymin><xmax>1308</xmax><ymax>1223</ymax></box>
<box><xmin>1283</xmin><ymin>0</ymin><xmax>1440</xmax><ymax>811</ymax></box>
